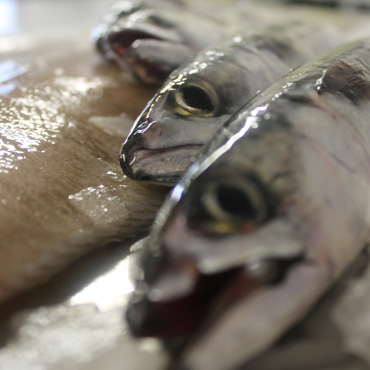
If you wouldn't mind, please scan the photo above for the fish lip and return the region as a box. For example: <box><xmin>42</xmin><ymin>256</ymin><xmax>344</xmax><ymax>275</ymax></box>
<box><xmin>106</xmin><ymin>15</ymin><xmax>183</xmax><ymax>59</ymax></box>
<box><xmin>125</xmin><ymin>38</ymin><xmax>190</xmax><ymax>84</ymax></box>
<box><xmin>126</xmin><ymin>264</ymin><xmax>249</xmax><ymax>338</ymax></box>
<box><xmin>120</xmin><ymin>144</ymin><xmax>202</xmax><ymax>185</ymax></box>
<box><xmin>107</xmin><ymin>27</ymin><xmax>183</xmax><ymax>83</ymax></box>
<box><xmin>107</xmin><ymin>29</ymin><xmax>160</xmax><ymax>59</ymax></box>
<box><xmin>125</xmin><ymin>53</ymin><xmax>165</xmax><ymax>84</ymax></box>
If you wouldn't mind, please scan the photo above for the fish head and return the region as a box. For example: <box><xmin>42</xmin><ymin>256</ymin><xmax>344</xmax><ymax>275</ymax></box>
<box><xmin>120</xmin><ymin>48</ymin><xmax>257</xmax><ymax>184</ymax></box>
<box><xmin>126</xmin><ymin>113</ymin><xmax>327</xmax><ymax>341</ymax></box>
<box><xmin>93</xmin><ymin>0</ymin><xmax>223</xmax><ymax>84</ymax></box>
<box><xmin>120</xmin><ymin>76</ymin><xmax>225</xmax><ymax>185</ymax></box>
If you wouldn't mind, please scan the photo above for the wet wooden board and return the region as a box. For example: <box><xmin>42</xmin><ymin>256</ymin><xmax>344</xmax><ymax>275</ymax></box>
<box><xmin>0</xmin><ymin>36</ymin><xmax>169</xmax><ymax>301</ymax></box>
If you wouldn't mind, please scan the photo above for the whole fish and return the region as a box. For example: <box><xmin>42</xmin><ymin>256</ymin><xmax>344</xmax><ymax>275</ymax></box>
<box><xmin>92</xmin><ymin>0</ymin><xmax>228</xmax><ymax>84</ymax></box>
<box><xmin>0</xmin><ymin>39</ymin><xmax>167</xmax><ymax>304</ymax></box>
<box><xmin>126</xmin><ymin>39</ymin><xmax>370</xmax><ymax>370</ymax></box>
<box><xmin>120</xmin><ymin>22</ymin><xmax>340</xmax><ymax>184</ymax></box>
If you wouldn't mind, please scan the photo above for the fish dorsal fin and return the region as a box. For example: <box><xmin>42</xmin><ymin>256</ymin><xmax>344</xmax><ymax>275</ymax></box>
<box><xmin>320</xmin><ymin>60</ymin><xmax>370</xmax><ymax>104</ymax></box>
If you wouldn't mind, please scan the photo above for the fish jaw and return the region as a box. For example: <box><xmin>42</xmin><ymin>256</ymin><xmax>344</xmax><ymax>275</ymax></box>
<box><xmin>125</xmin><ymin>39</ymin><xmax>193</xmax><ymax>84</ymax></box>
<box><xmin>176</xmin><ymin>263</ymin><xmax>329</xmax><ymax>370</ymax></box>
<box><xmin>126</xmin><ymin>255</ymin><xmax>251</xmax><ymax>338</ymax></box>
<box><xmin>126</xmin><ymin>239</ymin><xmax>257</xmax><ymax>339</ymax></box>
<box><xmin>120</xmin><ymin>144</ymin><xmax>201</xmax><ymax>185</ymax></box>
<box><xmin>125</xmin><ymin>227</ymin><xmax>327</xmax><ymax>364</ymax></box>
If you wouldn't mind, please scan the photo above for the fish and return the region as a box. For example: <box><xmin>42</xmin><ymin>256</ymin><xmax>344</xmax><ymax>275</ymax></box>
<box><xmin>120</xmin><ymin>22</ymin><xmax>341</xmax><ymax>184</ymax></box>
<box><xmin>92</xmin><ymin>0</ymin><xmax>228</xmax><ymax>84</ymax></box>
<box><xmin>125</xmin><ymin>38</ymin><xmax>370</xmax><ymax>370</ymax></box>
<box><xmin>0</xmin><ymin>39</ymin><xmax>167</xmax><ymax>304</ymax></box>
<box><xmin>279</xmin><ymin>0</ymin><xmax>370</xmax><ymax>9</ymax></box>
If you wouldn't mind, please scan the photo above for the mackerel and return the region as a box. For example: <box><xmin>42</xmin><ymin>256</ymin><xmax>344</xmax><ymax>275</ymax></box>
<box><xmin>92</xmin><ymin>0</ymin><xmax>227</xmax><ymax>84</ymax></box>
<box><xmin>126</xmin><ymin>38</ymin><xmax>370</xmax><ymax>370</ymax></box>
<box><xmin>120</xmin><ymin>22</ymin><xmax>340</xmax><ymax>184</ymax></box>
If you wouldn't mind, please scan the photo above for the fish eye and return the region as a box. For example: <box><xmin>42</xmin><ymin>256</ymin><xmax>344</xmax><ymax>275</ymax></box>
<box><xmin>200</xmin><ymin>177</ymin><xmax>268</xmax><ymax>231</ymax></box>
<box><xmin>174</xmin><ymin>82</ymin><xmax>218</xmax><ymax>117</ymax></box>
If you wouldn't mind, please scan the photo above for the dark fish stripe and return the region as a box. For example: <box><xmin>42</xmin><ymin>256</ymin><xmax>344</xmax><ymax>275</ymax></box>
<box><xmin>282</xmin><ymin>0</ymin><xmax>370</xmax><ymax>10</ymax></box>
<box><xmin>320</xmin><ymin>60</ymin><xmax>370</xmax><ymax>104</ymax></box>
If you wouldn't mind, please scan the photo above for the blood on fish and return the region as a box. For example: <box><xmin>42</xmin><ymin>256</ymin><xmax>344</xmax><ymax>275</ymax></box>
<box><xmin>127</xmin><ymin>262</ymin><xmax>250</xmax><ymax>337</ymax></box>
<box><xmin>108</xmin><ymin>30</ymin><xmax>158</xmax><ymax>58</ymax></box>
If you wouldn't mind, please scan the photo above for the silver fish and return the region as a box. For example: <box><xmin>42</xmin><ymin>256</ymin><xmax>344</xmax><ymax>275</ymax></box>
<box><xmin>120</xmin><ymin>22</ymin><xmax>340</xmax><ymax>184</ymax></box>
<box><xmin>277</xmin><ymin>0</ymin><xmax>370</xmax><ymax>8</ymax></box>
<box><xmin>126</xmin><ymin>38</ymin><xmax>370</xmax><ymax>370</ymax></box>
<box><xmin>92</xmin><ymin>0</ymin><xmax>227</xmax><ymax>84</ymax></box>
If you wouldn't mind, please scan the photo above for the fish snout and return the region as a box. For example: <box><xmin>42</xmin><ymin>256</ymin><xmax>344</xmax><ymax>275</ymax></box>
<box><xmin>120</xmin><ymin>143</ymin><xmax>198</xmax><ymax>184</ymax></box>
<box><xmin>120</xmin><ymin>119</ymin><xmax>169</xmax><ymax>183</ymax></box>
<box><xmin>120</xmin><ymin>128</ymin><xmax>146</xmax><ymax>181</ymax></box>
<box><xmin>120</xmin><ymin>125</ymin><xmax>200</xmax><ymax>184</ymax></box>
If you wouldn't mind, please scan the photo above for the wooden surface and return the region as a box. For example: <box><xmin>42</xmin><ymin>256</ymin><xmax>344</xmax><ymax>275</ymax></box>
<box><xmin>0</xmin><ymin>2</ymin><xmax>169</xmax><ymax>368</ymax></box>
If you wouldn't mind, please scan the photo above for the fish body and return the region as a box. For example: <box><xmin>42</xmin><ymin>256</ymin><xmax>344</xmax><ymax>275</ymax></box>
<box><xmin>92</xmin><ymin>0</ymin><xmax>227</xmax><ymax>84</ymax></box>
<box><xmin>0</xmin><ymin>40</ymin><xmax>167</xmax><ymax>303</ymax></box>
<box><xmin>120</xmin><ymin>22</ymin><xmax>340</xmax><ymax>184</ymax></box>
<box><xmin>126</xmin><ymin>39</ymin><xmax>370</xmax><ymax>369</ymax></box>
<box><xmin>279</xmin><ymin>0</ymin><xmax>370</xmax><ymax>9</ymax></box>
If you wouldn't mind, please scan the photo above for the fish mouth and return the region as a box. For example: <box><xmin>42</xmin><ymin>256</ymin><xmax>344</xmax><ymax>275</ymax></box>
<box><xmin>107</xmin><ymin>24</ymin><xmax>184</xmax><ymax>83</ymax></box>
<box><xmin>120</xmin><ymin>144</ymin><xmax>202</xmax><ymax>185</ymax></box>
<box><xmin>126</xmin><ymin>259</ymin><xmax>252</xmax><ymax>338</ymax></box>
<box><xmin>126</xmin><ymin>253</ymin><xmax>303</xmax><ymax>339</ymax></box>
<box><xmin>107</xmin><ymin>29</ymin><xmax>159</xmax><ymax>59</ymax></box>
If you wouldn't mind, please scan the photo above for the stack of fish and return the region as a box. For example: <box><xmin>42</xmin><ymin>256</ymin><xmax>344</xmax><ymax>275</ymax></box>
<box><xmin>98</xmin><ymin>0</ymin><xmax>370</xmax><ymax>369</ymax></box>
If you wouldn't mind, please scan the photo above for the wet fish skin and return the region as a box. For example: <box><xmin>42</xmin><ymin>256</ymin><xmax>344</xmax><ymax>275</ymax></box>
<box><xmin>120</xmin><ymin>22</ymin><xmax>340</xmax><ymax>185</ymax></box>
<box><xmin>126</xmin><ymin>39</ymin><xmax>370</xmax><ymax>369</ymax></box>
<box><xmin>92</xmin><ymin>0</ymin><xmax>226</xmax><ymax>84</ymax></box>
<box><xmin>279</xmin><ymin>0</ymin><xmax>370</xmax><ymax>9</ymax></box>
